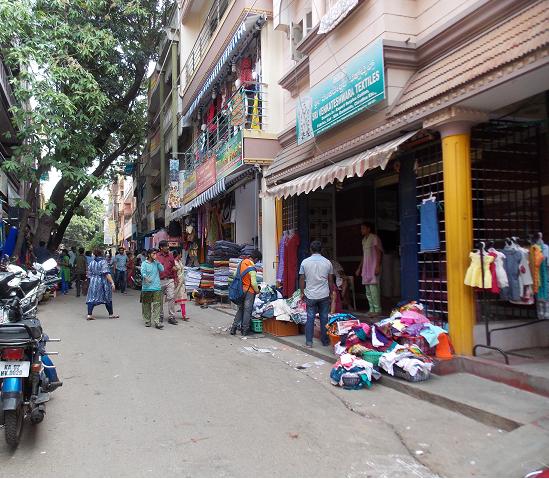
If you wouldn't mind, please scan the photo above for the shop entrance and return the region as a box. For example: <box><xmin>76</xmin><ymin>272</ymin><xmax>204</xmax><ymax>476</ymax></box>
<box><xmin>304</xmin><ymin>170</ymin><xmax>401</xmax><ymax>313</ymax></box>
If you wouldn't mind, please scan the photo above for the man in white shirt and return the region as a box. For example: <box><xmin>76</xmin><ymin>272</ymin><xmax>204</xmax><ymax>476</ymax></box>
<box><xmin>299</xmin><ymin>240</ymin><xmax>334</xmax><ymax>348</ymax></box>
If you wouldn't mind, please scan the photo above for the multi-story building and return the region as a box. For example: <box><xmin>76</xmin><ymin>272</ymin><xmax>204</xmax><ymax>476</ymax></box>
<box><xmin>105</xmin><ymin>175</ymin><xmax>136</xmax><ymax>250</ymax></box>
<box><xmin>0</xmin><ymin>55</ymin><xmax>24</xmax><ymax>232</ymax></box>
<box><xmin>161</xmin><ymin>0</ymin><xmax>284</xmax><ymax>253</ymax></box>
<box><xmin>135</xmin><ymin>2</ymin><xmax>183</xmax><ymax>243</ymax></box>
<box><xmin>262</xmin><ymin>0</ymin><xmax>549</xmax><ymax>355</ymax></box>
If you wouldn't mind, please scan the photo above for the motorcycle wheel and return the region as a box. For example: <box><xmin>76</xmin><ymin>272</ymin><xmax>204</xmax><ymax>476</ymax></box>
<box><xmin>4</xmin><ymin>408</ymin><xmax>23</xmax><ymax>447</ymax></box>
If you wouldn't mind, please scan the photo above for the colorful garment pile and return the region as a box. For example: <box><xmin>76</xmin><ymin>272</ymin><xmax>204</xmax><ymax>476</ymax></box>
<box><xmin>228</xmin><ymin>258</ymin><xmax>240</xmax><ymax>286</ymax></box>
<box><xmin>378</xmin><ymin>344</ymin><xmax>433</xmax><ymax>379</ymax></box>
<box><xmin>214</xmin><ymin>260</ymin><xmax>230</xmax><ymax>296</ymax></box>
<box><xmin>329</xmin><ymin>353</ymin><xmax>381</xmax><ymax>390</ymax></box>
<box><xmin>199</xmin><ymin>263</ymin><xmax>214</xmax><ymax>291</ymax></box>
<box><xmin>251</xmin><ymin>287</ymin><xmax>305</xmax><ymax>324</ymax></box>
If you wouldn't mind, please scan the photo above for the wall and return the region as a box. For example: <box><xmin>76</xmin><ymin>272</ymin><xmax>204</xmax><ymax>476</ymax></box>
<box><xmin>234</xmin><ymin>180</ymin><xmax>257</xmax><ymax>245</ymax></box>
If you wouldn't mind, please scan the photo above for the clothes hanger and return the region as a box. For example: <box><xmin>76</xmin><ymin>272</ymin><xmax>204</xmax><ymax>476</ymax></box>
<box><xmin>422</xmin><ymin>192</ymin><xmax>436</xmax><ymax>204</ymax></box>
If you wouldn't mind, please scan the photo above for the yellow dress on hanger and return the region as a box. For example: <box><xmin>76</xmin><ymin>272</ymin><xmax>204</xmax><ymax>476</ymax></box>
<box><xmin>464</xmin><ymin>252</ymin><xmax>494</xmax><ymax>288</ymax></box>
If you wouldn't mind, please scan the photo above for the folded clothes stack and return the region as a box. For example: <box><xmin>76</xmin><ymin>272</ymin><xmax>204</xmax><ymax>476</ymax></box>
<box><xmin>185</xmin><ymin>267</ymin><xmax>202</xmax><ymax>291</ymax></box>
<box><xmin>199</xmin><ymin>263</ymin><xmax>214</xmax><ymax>291</ymax></box>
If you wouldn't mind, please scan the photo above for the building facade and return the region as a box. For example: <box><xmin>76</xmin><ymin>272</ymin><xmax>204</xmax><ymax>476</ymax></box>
<box><xmin>262</xmin><ymin>0</ymin><xmax>549</xmax><ymax>355</ymax></box>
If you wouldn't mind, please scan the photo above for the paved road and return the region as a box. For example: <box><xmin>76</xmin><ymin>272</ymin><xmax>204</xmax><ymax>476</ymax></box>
<box><xmin>0</xmin><ymin>291</ymin><xmax>507</xmax><ymax>477</ymax></box>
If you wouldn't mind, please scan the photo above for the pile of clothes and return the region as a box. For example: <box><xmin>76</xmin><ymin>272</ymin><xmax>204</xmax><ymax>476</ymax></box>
<box><xmin>214</xmin><ymin>261</ymin><xmax>230</xmax><ymax>296</ymax></box>
<box><xmin>378</xmin><ymin>344</ymin><xmax>433</xmax><ymax>380</ymax></box>
<box><xmin>251</xmin><ymin>287</ymin><xmax>306</xmax><ymax>324</ymax></box>
<box><xmin>208</xmin><ymin>240</ymin><xmax>242</xmax><ymax>260</ymax></box>
<box><xmin>199</xmin><ymin>263</ymin><xmax>214</xmax><ymax>292</ymax></box>
<box><xmin>327</xmin><ymin>302</ymin><xmax>447</xmax><ymax>384</ymax></box>
<box><xmin>184</xmin><ymin>267</ymin><xmax>202</xmax><ymax>292</ymax></box>
<box><xmin>330</xmin><ymin>353</ymin><xmax>381</xmax><ymax>390</ymax></box>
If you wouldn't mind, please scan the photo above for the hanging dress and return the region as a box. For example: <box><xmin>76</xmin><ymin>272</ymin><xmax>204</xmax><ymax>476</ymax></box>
<box><xmin>464</xmin><ymin>251</ymin><xmax>494</xmax><ymax>289</ymax></box>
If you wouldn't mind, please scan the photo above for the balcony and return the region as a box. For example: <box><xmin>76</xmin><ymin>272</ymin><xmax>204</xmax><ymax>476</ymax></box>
<box><xmin>181</xmin><ymin>0</ymin><xmax>230</xmax><ymax>92</ymax></box>
<box><xmin>0</xmin><ymin>60</ymin><xmax>15</xmax><ymax>110</ymax></box>
<box><xmin>182</xmin><ymin>83</ymin><xmax>269</xmax><ymax>170</ymax></box>
<box><xmin>148</xmin><ymin>70</ymin><xmax>160</xmax><ymax>113</ymax></box>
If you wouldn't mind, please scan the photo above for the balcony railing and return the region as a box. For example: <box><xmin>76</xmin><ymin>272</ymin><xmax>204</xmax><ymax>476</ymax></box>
<box><xmin>0</xmin><ymin>59</ymin><xmax>15</xmax><ymax>109</ymax></box>
<box><xmin>181</xmin><ymin>0</ymin><xmax>230</xmax><ymax>92</ymax></box>
<box><xmin>183</xmin><ymin>83</ymin><xmax>267</xmax><ymax>170</ymax></box>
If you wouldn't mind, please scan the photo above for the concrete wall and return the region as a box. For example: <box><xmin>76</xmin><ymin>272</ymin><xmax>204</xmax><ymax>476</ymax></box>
<box><xmin>235</xmin><ymin>181</ymin><xmax>257</xmax><ymax>245</ymax></box>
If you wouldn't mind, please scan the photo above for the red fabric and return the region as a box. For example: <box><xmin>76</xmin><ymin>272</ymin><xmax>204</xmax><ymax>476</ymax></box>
<box><xmin>488</xmin><ymin>252</ymin><xmax>499</xmax><ymax>293</ymax></box>
<box><xmin>239</xmin><ymin>57</ymin><xmax>253</xmax><ymax>85</ymax></box>
<box><xmin>157</xmin><ymin>251</ymin><xmax>176</xmax><ymax>281</ymax></box>
<box><xmin>207</xmin><ymin>102</ymin><xmax>216</xmax><ymax>133</ymax></box>
<box><xmin>283</xmin><ymin>233</ymin><xmax>300</xmax><ymax>297</ymax></box>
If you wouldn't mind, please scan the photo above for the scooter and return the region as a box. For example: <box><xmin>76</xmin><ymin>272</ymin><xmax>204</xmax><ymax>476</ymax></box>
<box><xmin>0</xmin><ymin>258</ymin><xmax>62</xmax><ymax>448</ymax></box>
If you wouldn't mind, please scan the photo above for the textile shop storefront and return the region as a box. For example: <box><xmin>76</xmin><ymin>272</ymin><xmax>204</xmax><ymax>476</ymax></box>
<box><xmin>265</xmin><ymin>131</ymin><xmax>423</xmax><ymax>314</ymax></box>
<box><xmin>263</xmin><ymin>119</ymin><xmax>549</xmax><ymax>358</ymax></box>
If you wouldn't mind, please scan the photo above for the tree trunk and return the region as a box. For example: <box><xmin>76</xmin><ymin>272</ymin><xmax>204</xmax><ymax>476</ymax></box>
<box><xmin>13</xmin><ymin>180</ymin><xmax>39</xmax><ymax>258</ymax></box>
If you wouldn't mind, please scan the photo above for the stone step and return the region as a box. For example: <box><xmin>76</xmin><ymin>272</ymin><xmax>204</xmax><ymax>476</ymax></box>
<box><xmin>269</xmin><ymin>335</ymin><xmax>549</xmax><ymax>431</ymax></box>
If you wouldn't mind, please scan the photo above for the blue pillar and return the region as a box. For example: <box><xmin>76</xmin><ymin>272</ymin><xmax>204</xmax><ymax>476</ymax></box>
<box><xmin>399</xmin><ymin>159</ymin><xmax>419</xmax><ymax>301</ymax></box>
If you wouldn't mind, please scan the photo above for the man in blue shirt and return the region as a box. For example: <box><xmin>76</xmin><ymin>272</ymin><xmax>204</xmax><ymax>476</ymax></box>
<box><xmin>299</xmin><ymin>240</ymin><xmax>335</xmax><ymax>348</ymax></box>
<box><xmin>114</xmin><ymin>247</ymin><xmax>128</xmax><ymax>294</ymax></box>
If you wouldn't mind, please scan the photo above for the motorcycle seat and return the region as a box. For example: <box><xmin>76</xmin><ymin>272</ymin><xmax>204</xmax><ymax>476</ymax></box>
<box><xmin>0</xmin><ymin>319</ymin><xmax>42</xmax><ymax>341</ymax></box>
<box><xmin>20</xmin><ymin>278</ymin><xmax>40</xmax><ymax>294</ymax></box>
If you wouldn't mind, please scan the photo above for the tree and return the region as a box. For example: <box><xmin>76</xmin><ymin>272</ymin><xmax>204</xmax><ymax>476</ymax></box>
<box><xmin>62</xmin><ymin>195</ymin><xmax>105</xmax><ymax>250</ymax></box>
<box><xmin>0</xmin><ymin>0</ymin><xmax>170</xmax><ymax>253</ymax></box>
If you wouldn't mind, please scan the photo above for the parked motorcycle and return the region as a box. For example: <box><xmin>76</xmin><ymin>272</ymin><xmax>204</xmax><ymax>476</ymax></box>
<box><xmin>131</xmin><ymin>265</ymin><xmax>142</xmax><ymax>290</ymax></box>
<box><xmin>0</xmin><ymin>258</ymin><xmax>62</xmax><ymax>447</ymax></box>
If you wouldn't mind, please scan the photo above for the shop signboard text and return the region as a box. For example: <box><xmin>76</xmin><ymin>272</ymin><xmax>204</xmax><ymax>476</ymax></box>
<box><xmin>296</xmin><ymin>40</ymin><xmax>385</xmax><ymax>145</ymax></box>
<box><xmin>216</xmin><ymin>132</ymin><xmax>243</xmax><ymax>179</ymax></box>
<box><xmin>195</xmin><ymin>155</ymin><xmax>217</xmax><ymax>196</ymax></box>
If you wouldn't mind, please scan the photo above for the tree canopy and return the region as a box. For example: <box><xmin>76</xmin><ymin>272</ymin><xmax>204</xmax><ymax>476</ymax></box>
<box><xmin>63</xmin><ymin>195</ymin><xmax>106</xmax><ymax>250</ymax></box>
<box><xmin>0</xmin><ymin>0</ymin><xmax>170</xmax><ymax>251</ymax></box>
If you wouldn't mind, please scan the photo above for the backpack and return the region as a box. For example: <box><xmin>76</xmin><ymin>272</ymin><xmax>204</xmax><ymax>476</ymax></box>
<box><xmin>229</xmin><ymin>262</ymin><xmax>256</xmax><ymax>305</ymax></box>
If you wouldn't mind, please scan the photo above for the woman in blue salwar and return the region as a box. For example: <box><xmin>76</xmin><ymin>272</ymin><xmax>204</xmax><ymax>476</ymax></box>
<box><xmin>86</xmin><ymin>248</ymin><xmax>118</xmax><ymax>320</ymax></box>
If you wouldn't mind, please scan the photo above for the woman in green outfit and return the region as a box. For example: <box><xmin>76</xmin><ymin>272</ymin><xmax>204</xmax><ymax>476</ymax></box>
<box><xmin>140</xmin><ymin>249</ymin><xmax>164</xmax><ymax>329</ymax></box>
<box><xmin>60</xmin><ymin>248</ymin><xmax>71</xmax><ymax>295</ymax></box>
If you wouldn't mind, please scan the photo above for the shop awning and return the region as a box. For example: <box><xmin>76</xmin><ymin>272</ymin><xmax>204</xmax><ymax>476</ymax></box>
<box><xmin>265</xmin><ymin>131</ymin><xmax>418</xmax><ymax>199</ymax></box>
<box><xmin>318</xmin><ymin>0</ymin><xmax>359</xmax><ymax>34</ymax></box>
<box><xmin>189</xmin><ymin>177</ymin><xmax>226</xmax><ymax>210</ymax></box>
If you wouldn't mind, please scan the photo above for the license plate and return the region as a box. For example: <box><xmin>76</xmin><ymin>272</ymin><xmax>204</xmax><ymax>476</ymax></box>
<box><xmin>0</xmin><ymin>361</ymin><xmax>30</xmax><ymax>378</ymax></box>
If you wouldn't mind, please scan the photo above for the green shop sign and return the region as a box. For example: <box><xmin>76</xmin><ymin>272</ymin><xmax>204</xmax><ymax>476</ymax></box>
<box><xmin>216</xmin><ymin>131</ymin><xmax>243</xmax><ymax>179</ymax></box>
<box><xmin>296</xmin><ymin>39</ymin><xmax>385</xmax><ymax>145</ymax></box>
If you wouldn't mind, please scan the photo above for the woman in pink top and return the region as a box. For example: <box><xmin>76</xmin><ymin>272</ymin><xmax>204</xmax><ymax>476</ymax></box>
<box><xmin>355</xmin><ymin>222</ymin><xmax>383</xmax><ymax>315</ymax></box>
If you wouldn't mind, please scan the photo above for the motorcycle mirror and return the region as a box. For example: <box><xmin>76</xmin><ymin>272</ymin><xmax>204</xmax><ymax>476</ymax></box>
<box><xmin>42</xmin><ymin>258</ymin><xmax>58</xmax><ymax>272</ymax></box>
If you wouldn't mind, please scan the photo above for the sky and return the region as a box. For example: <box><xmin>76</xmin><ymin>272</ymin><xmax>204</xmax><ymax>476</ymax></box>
<box><xmin>41</xmin><ymin>168</ymin><xmax>109</xmax><ymax>202</ymax></box>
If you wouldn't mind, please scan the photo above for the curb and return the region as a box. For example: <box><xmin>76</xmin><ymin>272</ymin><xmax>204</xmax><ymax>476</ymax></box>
<box><xmin>207</xmin><ymin>305</ymin><xmax>524</xmax><ymax>431</ymax></box>
<box><xmin>267</xmin><ymin>335</ymin><xmax>522</xmax><ymax>432</ymax></box>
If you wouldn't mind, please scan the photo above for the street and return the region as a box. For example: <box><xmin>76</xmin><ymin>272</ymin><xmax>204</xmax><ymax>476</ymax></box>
<box><xmin>0</xmin><ymin>291</ymin><xmax>545</xmax><ymax>477</ymax></box>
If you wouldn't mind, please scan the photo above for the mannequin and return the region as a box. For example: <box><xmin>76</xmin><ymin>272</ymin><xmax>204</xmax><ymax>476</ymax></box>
<box><xmin>355</xmin><ymin>222</ymin><xmax>383</xmax><ymax>315</ymax></box>
<box><xmin>185</xmin><ymin>217</ymin><xmax>199</xmax><ymax>267</ymax></box>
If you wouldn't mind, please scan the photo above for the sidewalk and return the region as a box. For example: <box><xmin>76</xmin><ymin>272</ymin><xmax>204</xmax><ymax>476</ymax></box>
<box><xmin>206</xmin><ymin>303</ymin><xmax>549</xmax><ymax>477</ymax></box>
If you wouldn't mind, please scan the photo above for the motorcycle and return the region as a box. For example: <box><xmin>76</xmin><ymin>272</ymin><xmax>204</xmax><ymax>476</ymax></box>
<box><xmin>130</xmin><ymin>265</ymin><xmax>142</xmax><ymax>290</ymax></box>
<box><xmin>0</xmin><ymin>258</ymin><xmax>62</xmax><ymax>448</ymax></box>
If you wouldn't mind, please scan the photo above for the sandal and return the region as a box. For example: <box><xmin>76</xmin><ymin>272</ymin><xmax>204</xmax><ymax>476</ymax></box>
<box><xmin>109</xmin><ymin>314</ymin><xmax>120</xmax><ymax>319</ymax></box>
<box><xmin>87</xmin><ymin>316</ymin><xmax>95</xmax><ymax>321</ymax></box>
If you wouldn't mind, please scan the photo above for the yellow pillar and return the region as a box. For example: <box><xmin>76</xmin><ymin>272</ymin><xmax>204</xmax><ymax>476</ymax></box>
<box><xmin>441</xmin><ymin>132</ymin><xmax>475</xmax><ymax>355</ymax></box>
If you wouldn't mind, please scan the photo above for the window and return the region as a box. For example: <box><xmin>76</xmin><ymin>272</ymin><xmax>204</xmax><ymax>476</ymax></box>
<box><xmin>305</xmin><ymin>10</ymin><xmax>313</xmax><ymax>35</ymax></box>
<box><xmin>290</xmin><ymin>20</ymin><xmax>304</xmax><ymax>61</ymax></box>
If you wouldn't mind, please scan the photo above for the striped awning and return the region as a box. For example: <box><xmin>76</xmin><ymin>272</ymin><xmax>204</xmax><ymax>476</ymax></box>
<box><xmin>265</xmin><ymin>131</ymin><xmax>418</xmax><ymax>199</ymax></box>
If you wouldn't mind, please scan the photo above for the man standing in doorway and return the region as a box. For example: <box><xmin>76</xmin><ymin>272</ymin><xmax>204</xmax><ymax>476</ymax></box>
<box><xmin>299</xmin><ymin>240</ymin><xmax>334</xmax><ymax>348</ymax></box>
<box><xmin>157</xmin><ymin>241</ymin><xmax>178</xmax><ymax>325</ymax></box>
<box><xmin>355</xmin><ymin>222</ymin><xmax>383</xmax><ymax>315</ymax></box>
<box><xmin>114</xmin><ymin>247</ymin><xmax>128</xmax><ymax>294</ymax></box>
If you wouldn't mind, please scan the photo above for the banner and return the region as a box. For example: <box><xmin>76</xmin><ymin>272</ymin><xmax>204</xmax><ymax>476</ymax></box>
<box><xmin>167</xmin><ymin>159</ymin><xmax>180</xmax><ymax>208</ymax></box>
<box><xmin>216</xmin><ymin>132</ymin><xmax>243</xmax><ymax>179</ymax></box>
<box><xmin>296</xmin><ymin>39</ymin><xmax>385</xmax><ymax>144</ymax></box>
<box><xmin>179</xmin><ymin>170</ymin><xmax>186</xmax><ymax>200</ymax></box>
<box><xmin>195</xmin><ymin>155</ymin><xmax>217</xmax><ymax>196</ymax></box>
<box><xmin>183</xmin><ymin>170</ymin><xmax>197</xmax><ymax>204</ymax></box>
